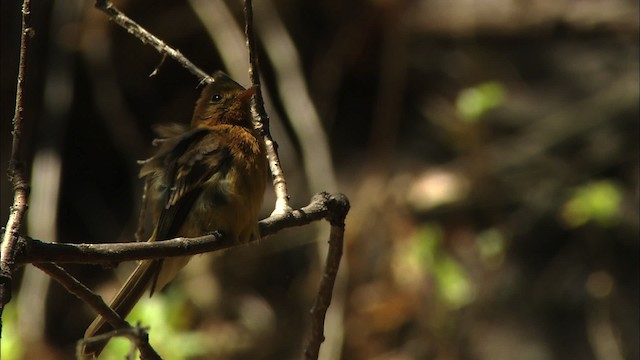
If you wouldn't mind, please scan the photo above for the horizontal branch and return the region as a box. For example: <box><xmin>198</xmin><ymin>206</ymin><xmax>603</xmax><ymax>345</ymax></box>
<box><xmin>14</xmin><ymin>192</ymin><xmax>348</xmax><ymax>265</ymax></box>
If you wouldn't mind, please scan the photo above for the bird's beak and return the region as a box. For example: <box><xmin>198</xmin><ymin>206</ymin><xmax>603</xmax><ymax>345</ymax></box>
<box><xmin>236</xmin><ymin>86</ymin><xmax>257</xmax><ymax>103</ymax></box>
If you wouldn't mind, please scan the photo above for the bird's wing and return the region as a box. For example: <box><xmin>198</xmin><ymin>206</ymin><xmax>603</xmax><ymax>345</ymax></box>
<box><xmin>142</xmin><ymin>126</ymin><xmax>233</xmax><ymax>293</ymax></box>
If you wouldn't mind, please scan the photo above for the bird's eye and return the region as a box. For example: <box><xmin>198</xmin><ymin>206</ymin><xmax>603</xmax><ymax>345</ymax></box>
<box><xmin>210</xmin><ymin>94</ymin><xmax>223</xmax><ymax>102</ymax></box>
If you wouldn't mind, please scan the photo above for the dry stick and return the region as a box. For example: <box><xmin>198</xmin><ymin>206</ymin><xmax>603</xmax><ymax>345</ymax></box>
<box><xmin>35</xmin><ymin>263</ymin><xmax>129</xmax><ymax>330</ymax></box>
<box><xmin>94</xmin><ymin>0</ymin><xmax>212</xmax><ymax>84</ymax></box>
<box><xmin>304</xmin><ymin>194</ymin><xmax>349</xmax><ymax>360</ymax></box>
<box><xmin>243</xmin><ymin>0</ymin><xmax>292</xmax><ymax>216</ymax></box>
<box><xmin>34</xmin><ymin>263</ymin><xmax>160</xmax><ymax>360</ymax></box>
<box><xmin>1</xmin><ymin>0</ymin><xmax>33</xmax><ymax>310</ymax></box>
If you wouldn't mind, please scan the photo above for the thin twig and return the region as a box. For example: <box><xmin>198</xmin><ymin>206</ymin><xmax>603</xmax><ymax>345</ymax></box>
<box><xmin>94</xmin><ymin>0</ymin><xmax>212</xmax><ymax>84</ymax></box>
<box><xmin>35</xmin><ymin>263</ymin><xmax>129</xmax><ymax>329</ymax></box>
<box><xmin>78</xmin><ymin>324</ymin><xmax>160</xmax><ymax>360</ymax></box>
<box><xmin>148</xmin><ymin>53</ymin><xmax>168</xmax><ymax>78</ymax></box>
<box><xmin>1</xmin><ymin>0</ymin><xmax>33</xmax><ymax>310</ymax></box>
<box><xmin>243</xmin><ymin>0</ymin><xmax>292</xmax><ymax>216</ymax></box>
<box><xmin>35</xmin><ymin>263</ymin><xmax>162</xmax><ymax>359</ymax></box>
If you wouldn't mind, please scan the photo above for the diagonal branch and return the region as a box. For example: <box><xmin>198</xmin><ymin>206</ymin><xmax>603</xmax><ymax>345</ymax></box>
<box><xmin>34</xmin><ymin>263</ymin><xmax>161</xmax><ymax>359</ymax></box>
<box><xmin>35</xmin><ymin>263</ymin><xmax>129</xmax><ymax>330</ymax></box>
<box><xmin>94</xmin><ymin>0</ymin><xmax>212</xmax><ymax>84</ymax></box>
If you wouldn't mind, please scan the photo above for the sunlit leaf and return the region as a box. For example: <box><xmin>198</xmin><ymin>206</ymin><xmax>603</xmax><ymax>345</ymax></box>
<box><xmin>456</xmin><ymin>81</ymin><xmax>506</xmax><ymax>122</ymax></box>
<box><xmin>434</xmin><ymin>257</ymin><xmax>474</xmax><ymax>308</ymax></box>
<box><xmin>101</xmin><ymin>287</ymin><xmax>208</xmax><ymax>360</ymax></box>
<box><xmin>393</xmin><ymin>224</ymin><xmax>474</xmax><ymax>309</ymax></box>
<box><xmin>561</xmin><ymin>180</ymin><xmax>622</xmax><ymax>228</ymax></box>
<box><xmin>0</xmin><ymin>302</ymin><xmax>24</xmax><ymax>360</ymax></box>
<box><xmin>477</xmin><ymin>228</ymin><xmax>506</xmax><ymax>268</ymax></box>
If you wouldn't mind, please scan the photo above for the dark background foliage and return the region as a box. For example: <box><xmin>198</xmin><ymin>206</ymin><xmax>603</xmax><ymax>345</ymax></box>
<box><xmin>1</xmin><ymin>0</ymin><xmax>638</xmax><ymax>359</ymax></box>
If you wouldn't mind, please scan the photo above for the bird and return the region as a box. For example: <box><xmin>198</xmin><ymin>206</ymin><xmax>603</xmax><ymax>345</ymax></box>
<box><xmin>83</xmin><ymin>71</ymin><xmax>267</xmax><ymax>357</ymax></box>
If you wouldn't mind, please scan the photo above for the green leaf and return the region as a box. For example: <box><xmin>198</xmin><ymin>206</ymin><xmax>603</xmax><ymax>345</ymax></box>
<box><xmin>0</xmin><ymin>302</ymin><xmax>24</xmax><ymax>360</ymax></box>
<box><xmin>456</xmin><ymin>81</ymin><xmax>506</xmax><ymax>122</ymax></box>
<box><xmin>561</xmin><ymin>180</ymin><xmax>622</xmax><ymax>228</ymax></box>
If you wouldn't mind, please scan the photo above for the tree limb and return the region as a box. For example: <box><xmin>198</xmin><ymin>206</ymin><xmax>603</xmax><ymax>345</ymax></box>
<box><xmin>13</xmin><ymin>192</ymin><xmax>343</xmax><ymax>265</ymax></box>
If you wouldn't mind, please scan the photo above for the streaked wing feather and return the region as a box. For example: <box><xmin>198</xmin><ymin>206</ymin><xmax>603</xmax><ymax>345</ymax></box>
<box><xmin>144</xmin><ymin>129</ymin><xmax>233</xmax><ymax>292</ymax></box>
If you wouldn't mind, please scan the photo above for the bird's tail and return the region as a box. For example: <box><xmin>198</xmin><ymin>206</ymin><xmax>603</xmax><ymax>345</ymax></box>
<box><xmin>82</xmin><ymin>259</ymin><xmax>158</xmax><ymax>357</ymax></box>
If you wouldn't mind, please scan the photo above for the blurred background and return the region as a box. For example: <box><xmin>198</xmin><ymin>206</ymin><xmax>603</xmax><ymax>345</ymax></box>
<box><xmin>1</xmin><ymin>0</ymin><xmax>638</xmax><ymax>359</ymax></box>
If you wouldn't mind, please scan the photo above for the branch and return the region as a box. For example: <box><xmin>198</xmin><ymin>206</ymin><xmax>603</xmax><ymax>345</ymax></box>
<box><xmin>32</xmin><ymin>263</ymin><xmax>161</xmax><ymax>359</ymax></box>
<box><xmin>35</xmin><ymin>263</ymin><xmax>129</xmax><ymax>330</ymax></box>
<box><xmin>14</xmin><ymin>192</ymin><xmax>340</xmax><ymax>265</ymax></box>
<box><xmin>78</xmin><ymin>324</ymin><xmax>160</xmax><ymax>360</ymax></box>
<box><xmin>1</xmin><ymin>0</ymin><xmax>33</xmax><ymax>310</ymax></box>
<box><xmin>9</xmin><ymin>192</ymin><xmax>348</xmax><ymax>359</ymax></box>
<box><xmin>94</xmin><ymin>0</ymin><xmax>212</xmax><ymax>84</ymax></box>
<box><xmin>305</xmin><ymin>194</ymin><xmax>349</xmax><ymax>360</ymax></box>
<box><xmin>243</xmin><ymin>0</ymin><xmax>292</xmax><ymax>216</ymax></box>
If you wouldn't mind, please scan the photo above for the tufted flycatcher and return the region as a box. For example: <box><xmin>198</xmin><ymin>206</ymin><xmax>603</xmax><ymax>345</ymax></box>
<box><xmin>83</xmin><ymin>71</ymin><xmax>267</xmax><ymax>356</ymax></box>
